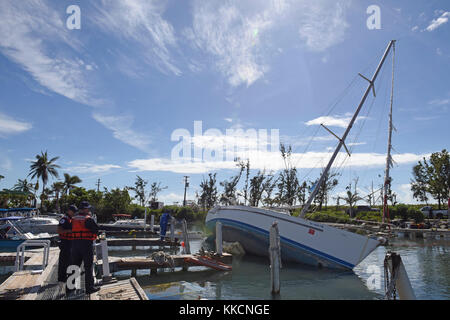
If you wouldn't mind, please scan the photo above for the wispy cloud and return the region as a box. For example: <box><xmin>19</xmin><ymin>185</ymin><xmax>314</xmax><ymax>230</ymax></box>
<box><xmin>426</xmin><ymin>11</ymin><xmax>450</xmax><ymax>32</ymax></box>
<box><xmin>305</xmin><ymin>114</ymin><xmax>367</xmax><ymax>128</ymax></box>
<box><xmin>0</xmin><ymin>112</ymin><xmax>32</xmax><ymax>137</ymax></box>
<box><xmin>297</xmin><ymin>1</ymin><xmax>350</xmax><ymax>52</ymax></box>
<box><xmin>91</xmin><ymin>0</ymin><xmax>181</xmax><ymax>76</ymax></box>
<box><xmin>184</xmin><ymin>1</ymin><xmax>277</xmax><ymax>87</ymax></box>
<box><xmin>428</xmin><ymin>98</ymin><xmax>450</xmax><ymax>106</ymax></box>
<box><xmin>184</xmin><ymin>0</ymin><xmax>351</xmax><ymax>87</ymax></box>
<box><xmin>65</xmin><ymin>163</ymin><xmax>122</xmax><ymax>174</ymax></box>
<box><xmin>92</xmin><ymin>113</ymin><xmax>152</xmax><ymax>153</ymax></box>
<box><xmin>0</xmin><ymin>0</ymin><xmax>98</xmax><ymax>106</ymax></box>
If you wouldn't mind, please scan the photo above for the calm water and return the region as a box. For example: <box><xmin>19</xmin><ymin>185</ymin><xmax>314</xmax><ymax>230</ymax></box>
<box><xmin>1</xmin><ymin>229</ymin><xmax>448</xmax><ymax>300</ymax></box>
<box><xmin>107</xmin><ymin>235</ymin><xmax>449</xmax><ymax>300</ymax></box>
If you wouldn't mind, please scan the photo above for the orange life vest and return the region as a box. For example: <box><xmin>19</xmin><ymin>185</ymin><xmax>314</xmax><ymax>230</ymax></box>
<box><xmin>58</xmin><ymin>215</ymin><xmax>73</xmax><ymax>240</ymax></box>
<box><xmin>71</xmin><ymin>214</ymin><xmax>97</xmax><ymax>241</ymax></box>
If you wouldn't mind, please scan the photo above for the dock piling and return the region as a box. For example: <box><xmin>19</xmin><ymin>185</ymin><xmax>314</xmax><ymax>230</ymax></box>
<box><xmin>182</xmin><ymin>219</ymin><xmax>191</xmax><ymax>254</ymax></box>
<box><xmin>269</xmin><ymin>221</ymin><xmax>281</xmax><ymax>295</ymax></box>
<box><xmin>384</xmin><ymin>251</ymin><xmax>416</xmax><ymax>300</ymax></box>
<box><xmin>170</xmin><ymin>217</ymin><xmax>175</xmax><ymax>242</ymax></box>
<box><xmin>216</xmin><ymin>222</ymin><xmax>223</xmax><ymax>256</ymax></box>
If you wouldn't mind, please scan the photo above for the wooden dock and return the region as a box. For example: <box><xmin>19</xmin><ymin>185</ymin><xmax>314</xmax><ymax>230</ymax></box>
<box><xmin>0</xmin><ymin>247</ymin><xmax>60</xmax><ymax>300</ymax></box>
<box><xmin>105</xmin><ymin>238</ymin><xmax>180</xmax><ymax>248</ymax></box>
<box><xmin>90</xmin><ymin>278</ymin><xmax>148</xmax><ymax>300</ymax></box>
<box><xmin>0</xmin><ymin>247</ymin><xmax>149</xmax><ymax>300</ymax></box>
<box><xmin>97</xmin><ymin>253</ymin><xmax>233</xmax><ymax>275</ymax></box>
<box><xmin>324</xmin><ymin>222</ymin><xmax>450</xmax><ymax>239</ymax></box>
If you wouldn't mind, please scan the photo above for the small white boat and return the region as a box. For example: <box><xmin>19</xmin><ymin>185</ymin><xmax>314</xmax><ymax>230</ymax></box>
<box><xmin>98</xmin><ymin>214</ymin><xmax>152</xmax><ymax>231</ymax></box>
<box><xmin>12</xmin><ymin>216</ymin><xmax>59</xmax><ymax>234</ymax></box>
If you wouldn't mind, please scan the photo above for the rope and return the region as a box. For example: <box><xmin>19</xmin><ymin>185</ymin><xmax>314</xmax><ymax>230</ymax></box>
<box><xmin>149</xmin><ymin>251</ymin><xmax>175</xmax><ymax>271</ymax></box>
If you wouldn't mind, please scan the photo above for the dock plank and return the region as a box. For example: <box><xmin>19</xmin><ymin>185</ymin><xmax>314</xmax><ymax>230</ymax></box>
<box><xmin>90</xmin><ymin>278</ymin><xmax>148</xmax><ymax>300</ymax></box>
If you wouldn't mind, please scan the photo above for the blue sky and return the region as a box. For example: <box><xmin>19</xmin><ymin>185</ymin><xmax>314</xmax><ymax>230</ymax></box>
<box><xmin>0</xmin><ymin>0</ymin><xmax>449</xmax><ymax>206</ymax></box>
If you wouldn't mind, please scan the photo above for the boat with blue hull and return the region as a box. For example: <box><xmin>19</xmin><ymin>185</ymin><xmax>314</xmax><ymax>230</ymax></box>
<box><xmin>206</xmin><ymin>41</ymin><xmax>397</xmax><ymax>271</ymax></box>
<box><xmin>206</xmin><ymin>206</ymin><xmax>381</xmax><ymax>270</ymax></box>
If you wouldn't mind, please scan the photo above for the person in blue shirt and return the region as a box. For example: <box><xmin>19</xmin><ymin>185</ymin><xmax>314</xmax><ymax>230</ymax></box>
<box><xmin>159</xmin><ymin>210</ymin><xmax>172</xmax><ymax>241</ymax></box>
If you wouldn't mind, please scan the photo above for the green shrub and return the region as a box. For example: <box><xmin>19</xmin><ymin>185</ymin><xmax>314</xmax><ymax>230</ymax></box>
<box><xmin>356</xmin><ymin>211</ymin><xmax>382</xmax><ymax>222</ymax></box>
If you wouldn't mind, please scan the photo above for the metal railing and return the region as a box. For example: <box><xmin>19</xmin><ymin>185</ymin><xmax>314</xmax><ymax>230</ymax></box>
<box><xmin>15</xmin><ymin>240</ymin><xmax>51</xmax><ymax>272</ymax></box>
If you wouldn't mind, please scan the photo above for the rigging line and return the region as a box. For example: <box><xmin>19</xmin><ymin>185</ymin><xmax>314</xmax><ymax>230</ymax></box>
<box><xmin>373</xmin><ymin>51</ymin><xmax>393</xmax><ymax>152</ymax></box>
<box><xmin>294</xmin><ymin>45</ymin><xmax>390</xmax><ymax>185</ymax></box>
<box><xmin>332</xmin><ymin>61</ymin><xmax>389</xmax><ymax>186</ymax></box>
<box><xmin>292</xmin><ymin>72</ymin><xmax>361</xmax><ymax>171</ymax></box>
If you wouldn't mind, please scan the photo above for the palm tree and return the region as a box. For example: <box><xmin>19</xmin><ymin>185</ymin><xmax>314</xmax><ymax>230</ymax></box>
<box><xmin>62</xmin><ymin>173</ymin><xmax>82</xmax><ymax>195</ymax></box>
<box><xmin>51</xmin><ymin>181</ymin><xmax>65</xmax><ymax>213</ymax></box>
<box><xmin>13</xmin><ymin>179</ymin><xmax>34</xmax><ymax>193</ymax></box>
<box><xmin>0</xmin><ymin>175</ymin><xmax>4</xmax><ymax>183</ymax></box>
<box><xmin>342</xmin><ymin>179</ymin><xmax>363</xmax><ymax>218</ymax></box>
<box><xmin>28</xmin><ymin>151</ymin><xmax>60</xmax><ymax>209</ymax></box>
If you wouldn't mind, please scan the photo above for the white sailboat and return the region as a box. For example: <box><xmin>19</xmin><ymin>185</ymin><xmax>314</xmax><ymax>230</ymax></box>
<box><xmin>206</xmin><ymin>40</ymin><xmax>397</xmax><ymax>270</ymax></box>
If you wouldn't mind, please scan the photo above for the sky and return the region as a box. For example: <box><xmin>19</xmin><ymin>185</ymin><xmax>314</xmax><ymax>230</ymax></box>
<box><xmin>0</xmin><ymin>0</ymin><xmax>449</xmax><ymax>206</ymax></box>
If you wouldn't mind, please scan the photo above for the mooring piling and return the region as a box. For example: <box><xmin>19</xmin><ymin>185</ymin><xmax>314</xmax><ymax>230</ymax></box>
<box><xmin>182</xmin><ymin>219</ymin><xmax>191</xmax><ymax>254</ymax></box>
<box><xmin>269</xmin><ymin>221</ymin><xmax>281</xmax><ymax>295</ymax></box>
<box><xmin>216</xmin><ymin>221</ymin><xmax>223</xmax><ymax>256</ymax></box>
<box><xmin>384</xmin><ymin>251</ymin><xmax>416</xmax><ymax>300</ymax></box>
<box><xmin>170</xmin><ymin>217</ymin><xmax>175</xmax><ymax>242</ymax></box>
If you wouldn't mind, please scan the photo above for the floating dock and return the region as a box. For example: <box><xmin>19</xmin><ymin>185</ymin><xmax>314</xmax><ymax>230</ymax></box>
<box><xmin>105</xmin><ymin>238</ymin><xmax>180</xmax><ymax>248</ymax></box>
<box><xmin>97</xmin><ymin>253</ymin><xmax>233</xmax><ymax>275</ymax></box>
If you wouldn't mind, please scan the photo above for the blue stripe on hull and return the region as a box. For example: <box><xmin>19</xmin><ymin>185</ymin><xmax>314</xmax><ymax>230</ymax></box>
<box><xmin>207</xmin><ymin>218</ymin><xmax>355</xmax><ymax>270</ymax></box>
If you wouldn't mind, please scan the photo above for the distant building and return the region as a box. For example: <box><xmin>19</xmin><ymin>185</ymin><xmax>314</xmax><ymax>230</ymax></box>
<box><xmin>149</xmin><ymin>201</ymin><xmax>164</xmax><ymax>210</ymax></box>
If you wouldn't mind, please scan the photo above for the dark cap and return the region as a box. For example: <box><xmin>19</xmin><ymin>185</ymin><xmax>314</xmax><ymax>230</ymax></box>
<box><xmin>79</xmin><ymin>201</ymin><xmax>92</xmax><ymax>209</ymax></box>
<box><xmin>68</xmin><ymin>205</ymin><xmax>78</xmax><ymax>213</ymax></box>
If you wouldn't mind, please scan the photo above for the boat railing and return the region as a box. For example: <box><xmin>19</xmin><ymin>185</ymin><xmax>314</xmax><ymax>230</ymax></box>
<box><xmin>5</xmin><ymin>220</ymin><xmax>27</xmax><ymax>238</ymax></box>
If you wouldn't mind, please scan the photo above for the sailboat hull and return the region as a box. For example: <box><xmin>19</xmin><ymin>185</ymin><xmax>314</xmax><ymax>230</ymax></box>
<box><xmin>206</xmin><ymin>206</ymin><xmax>381</xmax><ymax>270</ymax></box>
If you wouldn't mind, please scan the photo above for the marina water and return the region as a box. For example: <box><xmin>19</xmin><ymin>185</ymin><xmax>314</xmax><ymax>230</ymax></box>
<box><xmin>1</xmin><ymin>226</ymin><xmax>448</xmax><ymax>300</ymax></box>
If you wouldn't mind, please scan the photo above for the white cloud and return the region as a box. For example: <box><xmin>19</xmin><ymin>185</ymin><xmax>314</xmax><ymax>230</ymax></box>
<box><xmin>184</xmin><ymin>1</ymin><xmax>276</xmax><ymax>87</ymax></box>
<box><xmin>297</xmin><ymin>1</ymin><xmax>350</xmax><ymax>52</ymax></box>
<box><xmin>92</xmin><ymin>0</ymin><xmax>180</xmax><ymax>76</ymax></box>
<box><xmin>92</xmin><ymin>113</ymin><xmax>152</xmax><ymax>152</ymax></box>
<box><xmin>128</xmin><ymin>151</ymin><xmax>429</xmax><ymax>174</ymax></box>
<box><xmin>428</xmin><ymin>98</ymin><xmax>450</xmax><ymax>106</ymax></box>
<box><xmin>305</xmin><ymin>114</ymin><xmax>367</xmax><ymax>128</ymax></box>
<box><xmin>0</xmin><ymin>112</ymin><xmax>32</xmax><ymax>137</ymax></box>
<box><xmin>184</xmin><ymin>0</ymin><xmax>350</xmax><ymax>87</ymax></box>
<box><xmin>0</xmin><ymin>1</ymin><xmax>97</xmax><ymax>106</ymax></box>
<box><xmin>426</xmin><ymin>11</ymin><xmax>449</xmax><ymax>31</ymax></box>
<box><xmin>65</xmin><ymin>163</ymin><xmax>122</xmax><ymax>174</ymax></box>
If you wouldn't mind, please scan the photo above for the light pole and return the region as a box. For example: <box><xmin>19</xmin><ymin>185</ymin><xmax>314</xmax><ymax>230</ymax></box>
<box><xmin>183</xmin><ymin>176</ymin><xmax>189</xmax><ymax>207</ymax></box>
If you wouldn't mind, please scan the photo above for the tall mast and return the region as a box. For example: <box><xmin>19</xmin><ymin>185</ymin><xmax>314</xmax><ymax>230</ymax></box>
<box><xmin>382</xmin><ymin>42</ymin><xmax>396</xmax><ymax>224</ymax></box>
<box><xmin>299</xmin><ymin>40</ymin><xmax>396</xmax><ymax>218</ymax></box>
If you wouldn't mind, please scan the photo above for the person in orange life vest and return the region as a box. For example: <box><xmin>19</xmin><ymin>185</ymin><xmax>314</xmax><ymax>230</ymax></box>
<box><xmin>57</xmin><ymin>204</ymin><xmax>77</xmax><ymax>283</ymax></box>
<box><xmin>71</xmin><ymin>201</ymin><xmax>100</xmax><ymax>294</ymax></box>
